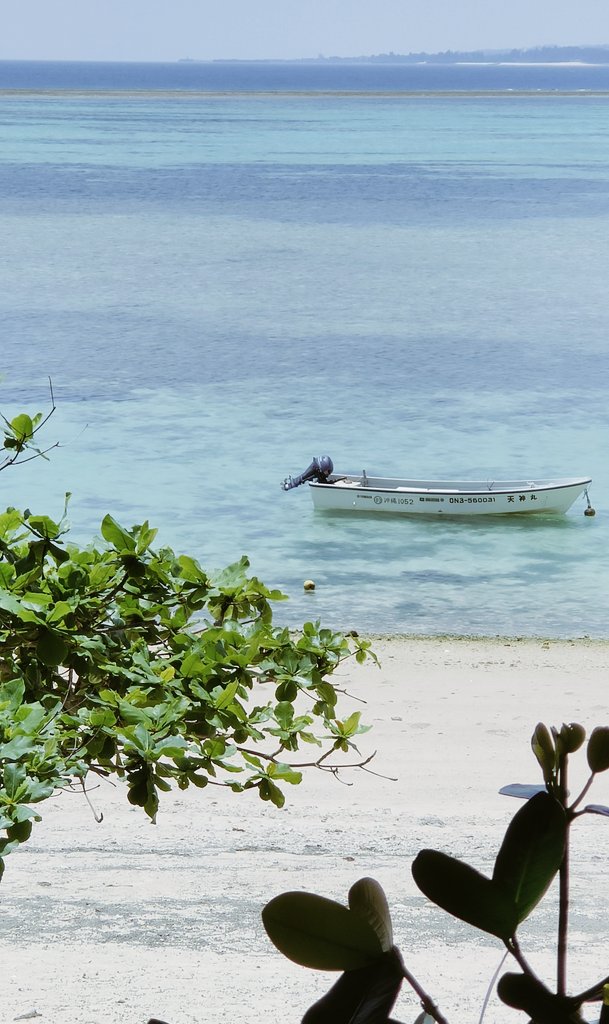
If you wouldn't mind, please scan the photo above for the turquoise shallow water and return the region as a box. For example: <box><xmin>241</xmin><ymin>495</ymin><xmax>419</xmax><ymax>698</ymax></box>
<box><xmin>1</xmin><ymin>64</ymin><xmax>609</xmax><ymax>636</ymax></box>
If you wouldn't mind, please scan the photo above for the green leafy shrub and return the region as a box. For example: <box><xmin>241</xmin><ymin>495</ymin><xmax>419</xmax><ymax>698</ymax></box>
<box><xmin>0</xmin><ymin>395</ymin><xmax>375</xmax><ymax>881</ymax></box>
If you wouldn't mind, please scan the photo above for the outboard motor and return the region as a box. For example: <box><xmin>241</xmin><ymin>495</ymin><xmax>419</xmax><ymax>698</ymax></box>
<box><xmin>282</xmin><ymin>455</ymin><xmax>334</xmax><ymax>491</ymax></box>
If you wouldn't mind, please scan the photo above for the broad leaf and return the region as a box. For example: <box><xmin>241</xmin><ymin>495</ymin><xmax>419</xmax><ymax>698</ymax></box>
<box><xmin>492</xmin><ymin>792</ymin><xmax>566</xmax><ymax>923</ymax></box>
<box><xmin>497</xmin><ymin>973</ymin><xmax>585</xmax><ymax>1023</ymax></box>
<box><xmin>262</xmin><ymin>891</ymin><xmax>383</xmax><ymax>971</ymax></box>
<box><xmin>301</xmin><ymin>949</ymin><xmax>403</xmax><ymax>1024</ymax></box>
<box><xmin>9</xmin><ymin>414</ymin><xmax>33</xmax><ymax>441</ymax></box>
<box><xmin>100</xmin><ymin>514</ymin><xmax>135</xmax><ymax>552</ymax></box>
<box><xmin>411</xmin><ymin>850</ymin><xmax>518</xmax><ymax>941</ymax></box>
<box><xmin>36</xmin><ymin>629</ymin><xmax>68</xmax><ymax>668</ymax></box>
<box><xmin>348</xmin><ymin>878</ymin><xmax>393</xmax><ymax>953</ymax></box>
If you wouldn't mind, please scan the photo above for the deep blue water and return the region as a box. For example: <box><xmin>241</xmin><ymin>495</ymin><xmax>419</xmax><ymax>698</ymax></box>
<box><xmin>1</xmin><ymin>62</ymin><xmax>608</xmax><ymax>637</ymax></box>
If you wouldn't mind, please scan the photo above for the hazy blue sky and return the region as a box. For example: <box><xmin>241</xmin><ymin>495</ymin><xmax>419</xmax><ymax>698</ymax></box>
<box><xmin>4</xmin><ymin>0</ymin><xmax>609</xmax><ymax>62</ymax></box>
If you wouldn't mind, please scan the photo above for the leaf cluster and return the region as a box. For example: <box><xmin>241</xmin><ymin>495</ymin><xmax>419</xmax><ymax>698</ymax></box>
<box><xmin>0</xmin><ymin>502</ymin><xmax>374</xmax><ymax>879</ymax></box>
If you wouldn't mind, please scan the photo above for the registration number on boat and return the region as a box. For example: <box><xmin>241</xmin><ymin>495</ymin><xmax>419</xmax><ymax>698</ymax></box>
<box><xmin>449</xmin><ymin>496</ymin><xmax>496</xmax><ymax>504</ymax></box>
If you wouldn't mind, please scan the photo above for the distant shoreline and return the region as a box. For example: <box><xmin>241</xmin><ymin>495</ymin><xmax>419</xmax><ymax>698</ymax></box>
<box><xmin>182</xmin><ymin>45</ymin><xmax>609</xmax><ymax>65</ymax></box>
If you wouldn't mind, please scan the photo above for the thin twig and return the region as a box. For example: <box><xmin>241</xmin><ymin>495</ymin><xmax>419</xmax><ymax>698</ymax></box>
<box><xmin>569</xmin><ymin>773</ymin><xmax>595</xmax><ymax>814</ymax></box>
<box><xmin>572</xmin><ymin>974</ymin><xmax>609</xmax><ymax>1004</ymax></box>
<box><xmin>507</xmin><ymin>936</ymin><xmax>542</xmax><ymax>981</ymax></box>
<box><xmin>394</xmin><ymin>947</ymin><xmax>451</xmax><ymax>1024</ymax></box>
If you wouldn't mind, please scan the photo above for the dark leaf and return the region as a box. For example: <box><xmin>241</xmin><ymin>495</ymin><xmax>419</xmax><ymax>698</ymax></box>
<box><xmin>348</xmin><ymin>878</ymin><xmax>393</xmax><ymax>953</ymax></box>
<box><xmin>36</xmin><ymin>628</ymin><xmax>68</xmax><ymax>668</ymax></box>
<box><xmin>493</xmin><ymin>792</ymin><xmax>566</xmax><ymax>923</ymax></box>
<box><xmin>411</xmin><ymin>850</ymin><xmax>518</xmax><ymax>941</ymax></box>
<box><xmin>497</xmin><ymin>973</ymin><xmax>585</xmax><ymax>1023</ymax></box>
<box><xmin>262</xmin><ymin>891</ymin><xmax>383</xmax><ymax>971</ymax></box>
<box><xmin>301</xmin><ymin>948</ymin><xmax>403</xmax><ymax>1024</ymax></box>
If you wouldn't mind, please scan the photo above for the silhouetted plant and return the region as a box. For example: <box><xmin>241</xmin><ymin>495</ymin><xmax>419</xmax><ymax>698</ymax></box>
<box><xmin>261</xmin><ymin>722</ymin><xmax>609</xmax><ymax>1024</ymax></box>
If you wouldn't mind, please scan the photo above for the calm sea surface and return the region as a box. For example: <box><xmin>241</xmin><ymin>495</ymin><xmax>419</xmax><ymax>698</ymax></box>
<box><xmin>1</xmin><ymin>61</ymin><xmax>609</xmax><ymax>637</ymax></box>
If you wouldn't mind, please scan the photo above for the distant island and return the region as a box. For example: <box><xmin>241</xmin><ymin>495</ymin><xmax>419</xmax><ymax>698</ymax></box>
<box><xmin>188</xmin><ymin>45</ymin><xmax>609</xmax><ymax>65</ymax></box>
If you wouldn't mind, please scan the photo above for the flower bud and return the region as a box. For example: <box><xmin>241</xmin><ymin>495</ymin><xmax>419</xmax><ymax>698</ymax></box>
<box><xmin>531</xmin><ymin>723</ymin><xmax>556</xmax><ymax>781</ymax></box>
<box><xmin>558</xmin><ymin>722</ymin><xmax>586</xmax><ymax>754</ymax></box>
<box><xmin>586</xmin><ymin>726</ymin><xmax>609</xmax><ymax>774</ymax></box>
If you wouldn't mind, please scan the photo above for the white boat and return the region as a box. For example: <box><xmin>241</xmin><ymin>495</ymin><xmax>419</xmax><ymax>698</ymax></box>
<box><xmin>281</xmin><ymin>457</ymin><xmax>594</xmax><ymax>518</ymax></box>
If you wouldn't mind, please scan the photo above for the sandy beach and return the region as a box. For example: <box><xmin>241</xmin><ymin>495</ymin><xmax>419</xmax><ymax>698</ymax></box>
<box><xmin>2</xmin><ymin>635</ymin><xmax>609</xmax><ymax>1024</ymax></box>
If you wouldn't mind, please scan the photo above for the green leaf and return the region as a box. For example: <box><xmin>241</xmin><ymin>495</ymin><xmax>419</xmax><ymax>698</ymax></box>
<box><xmin>261</xmin><ymin>891</ymin><xmax>383</xmax><ymax>971</ymax></box>
<box><xmin>492</xmin><ymin>792</ymin><xmax>566</xmax><ymax>922</ymax></box>
<box><xmin>9</xmin><ymin>414</ymin><xmax>33</xmax><ymax>442</ymax></box>
<box><xmin>258</xmin><ymin>777</ymin><xmax>285</xmax><ymax>807</ymax></box>
<box><xmin>411</xmin><ymin>850</ymin><xmax>518</xmax><ymax>941</ymax></box>
<box><xmin>135</xmin><ymin>522</ymin><xmax>158</xmax><ymax>555</ymax></box>
<box><xmin>47</xmin><ymin>600</ymin><xmax>74</xmax><ymax>625</ymax></box>
<box><xmin>0</xmin><ymin>735</ymin><xmax>37</xmax><ymax>760</ymax></box>
<box><xmin>0</xmin><ymin>677</ymin><xmax>25</xmax><ymax>710</ymax></box>
<box><xmin>213</xmin><ymin>680</ymin><xmax>240</xmax><ymax>710</ymax></box>
<box><xmin>36</xmin><ymin>629</ymin><xmax>68</xmax><ymax>667</ymax></box>
<box><xmin>26</xmin><ymin>514</ymin><xmax>61</xmax><ymax>540</ymax></box>
<box><xmin>276</xmin><ymin>680</ymin><xmax>298</xmax><ymax>702</ymax></box>
<box><xmin>118</xmin><ymin>702</ymin><xmax>152</xmax><ymax>726</ymax></box>
<box><xmin>0</xmin><ymin>590</ymin><xmax>41</xmax><ymax>621</ymax></box>
<box><xmin>177</xmin><ymin>555</ymin><xmax>209</xmax><ymax>584</ymax></box>
<box><xmin>100</xmin><ymin>514</ymin><xmax>135</xmax><ymax>552</ymax></box>
<box><xmin>315</xmin><ymin>683</ymin><xmax>338</xmax><ymax>707</ymax></box>
<box><xmin>337</xmin><ymin>711</ymin><xmax>364</xmax><ymax>737</ymax></box>
<box><xmin>23</xmin><ymin>779</ymin><xmax>55</xmax><ymax>803</ymax></box>
<box><xmin>531</xmin><ymin>722</ymin><xmax>556</xmax><ymax>782</ymax></box>
<box><xmin>268</xmin><ymin>762</ymin><xmax>302</xmax><ymax>785</ymax></box>
<box><xmin>88</xmin><ymin>708</ymin><xmax>117</xmax><ymax>727</ymax></box>
<box><xmin>12</xmin><ymin>803</ymin><xmax>43</xmax><ymax>823</ymax></box>
<box><xmin>587</xmin><ymin>726</ymin><xmax>609</xmax><ymax>773</ymax></box>
<box><xmin>2</xmin><ymin>763</ymin><xmax>27</xmax><ymax>801</ymax></box>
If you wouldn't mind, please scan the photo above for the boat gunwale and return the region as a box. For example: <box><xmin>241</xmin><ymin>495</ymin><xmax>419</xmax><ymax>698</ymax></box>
<box><xmin>309</xmin><ymin>476</ymin><xmax>592</xmax><ymax>497</ymax></box>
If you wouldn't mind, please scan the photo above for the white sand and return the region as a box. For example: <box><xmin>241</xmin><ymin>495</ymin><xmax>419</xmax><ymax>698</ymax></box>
<box><xmin>2</xmin><ymin>636</ymin><xmax>608</xmax><ymax>1024</ymax></box>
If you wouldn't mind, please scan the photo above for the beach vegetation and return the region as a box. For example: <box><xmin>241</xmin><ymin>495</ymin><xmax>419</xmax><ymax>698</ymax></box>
<box><xmin>0</xmin><ymin>394</ymin><xmax>375</xmax><ymax>884</ymax></box>
<box><xmin>263</xmin><ymin>722</ymin><xmax>609</xmax><ymax>1024</ymax></box>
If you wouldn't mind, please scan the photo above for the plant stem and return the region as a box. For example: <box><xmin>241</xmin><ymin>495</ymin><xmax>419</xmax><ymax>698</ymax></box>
<box><xmin>557</xmin><ymin>755</ymin><xmax>570</xmax><ymax>996</ymax></box>
<box><xmin>508</xmin><ymin>936</ymin><xmax>541</xmax><ymax>980</ymax></box>
<box><xmin>394</xmin><ymin>949</ymin><xmax>450</xmax><ymax>1024</ymax></box>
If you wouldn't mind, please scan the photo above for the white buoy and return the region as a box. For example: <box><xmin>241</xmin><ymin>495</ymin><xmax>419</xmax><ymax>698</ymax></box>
<box><xmin>303</xmin><ymin>579</ymin><xmax>316</xmax><ymax>591</ymax></box>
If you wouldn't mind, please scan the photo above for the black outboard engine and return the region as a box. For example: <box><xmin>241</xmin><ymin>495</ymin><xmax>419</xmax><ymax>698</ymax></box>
<box><xmin>282</xmin><ymin>455</ymin><xmax>334</xmax><ymax>491</ymax></box>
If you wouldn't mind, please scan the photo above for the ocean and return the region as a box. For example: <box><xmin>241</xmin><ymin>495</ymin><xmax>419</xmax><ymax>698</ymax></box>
<box><xmin>1</xmin><ymin>60</ymin><xmax>608</xmax><ymax>638</ymax></box>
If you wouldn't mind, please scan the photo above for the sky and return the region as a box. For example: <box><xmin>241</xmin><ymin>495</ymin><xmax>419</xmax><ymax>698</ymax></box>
<box><xmin>3</xmin><ymin>0</ymin><xmax>609</xmax><ymax>62</ymax></box>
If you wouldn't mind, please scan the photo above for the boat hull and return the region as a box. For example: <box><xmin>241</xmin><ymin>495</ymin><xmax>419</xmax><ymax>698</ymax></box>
<box><xmin>309</xmin><ymin>477</ymin><xmax>591</xmax><ymax>517</ymax></box>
